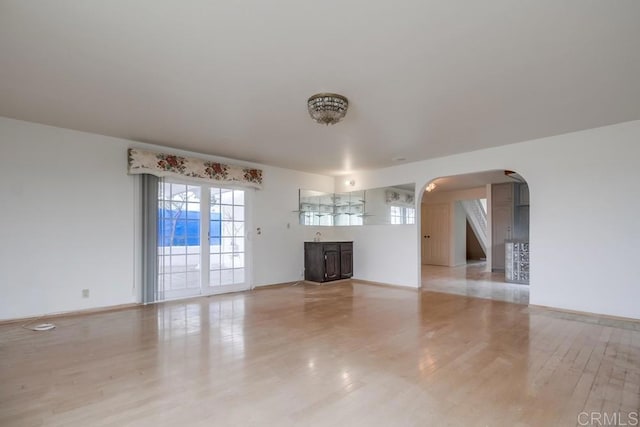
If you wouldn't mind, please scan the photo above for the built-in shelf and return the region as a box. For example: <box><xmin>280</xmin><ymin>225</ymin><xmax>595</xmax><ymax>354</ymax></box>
<box><xmin>297</xmin><ymin>184</ymin><xmax>415</xmax><ymax>227</ymax></box>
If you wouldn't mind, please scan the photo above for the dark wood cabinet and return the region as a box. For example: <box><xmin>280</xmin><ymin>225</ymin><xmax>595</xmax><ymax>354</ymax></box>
<box><xmin>304</xmin><ymin>241</ymin><xmax>353</xmax><ymax>283</ymax></box>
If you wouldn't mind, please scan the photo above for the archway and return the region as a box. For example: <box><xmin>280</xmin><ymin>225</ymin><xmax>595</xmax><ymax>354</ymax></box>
<box><xmin>418</xmin><ymin>170</ymin><xmax>530</xmax><ymax>304</ymax></box>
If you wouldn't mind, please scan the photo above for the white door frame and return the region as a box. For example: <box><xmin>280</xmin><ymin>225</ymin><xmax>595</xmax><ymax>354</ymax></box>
<box><xmin>158</xmin><ymin>179</ymin><xmax>252</xmax><ymax>301</ymax></box>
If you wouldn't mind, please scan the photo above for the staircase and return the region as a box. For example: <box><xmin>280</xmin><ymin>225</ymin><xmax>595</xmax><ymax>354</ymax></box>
<box><xmin>460</xmin><ymin>199</ymin><xmax>488</xmax><ymax>255</ymax></box>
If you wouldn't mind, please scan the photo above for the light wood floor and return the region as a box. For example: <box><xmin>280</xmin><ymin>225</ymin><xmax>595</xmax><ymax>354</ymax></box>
<box><xmin>1</xmin><ymin>282</ymin><xmax>638</xmax><ymax>426</ymax></box>
<box><xmin>422</xmin><ymin>262</ymin><xmax>530</xmax><ymax>304</ymax></box>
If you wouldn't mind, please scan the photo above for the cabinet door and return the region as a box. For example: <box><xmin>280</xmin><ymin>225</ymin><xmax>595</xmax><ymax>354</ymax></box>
<box><xmin>324</xmin><ymin>250</ymin><xmax>340</xmax><ymax>280</ymax></box>
<box><xmin>304</xmin><ymin>242</ymin><xmax>324</xmax><ymax>282</ymax></box>
<box><xmin>340</xmin><ymin>249</ymin><xmax>353</xmax><ymax>278</ymax></box>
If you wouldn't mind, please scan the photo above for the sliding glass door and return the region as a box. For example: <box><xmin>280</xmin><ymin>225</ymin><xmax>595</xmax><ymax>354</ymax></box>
<box><xmin>207</xmin><ymin>187</ymin><xmax>247</xmax><ymax>293</ymax></box>
<box><xmin>157</xmin><ymin>180</ymin><xmax>249</xmax><ymax>301</ymax></box>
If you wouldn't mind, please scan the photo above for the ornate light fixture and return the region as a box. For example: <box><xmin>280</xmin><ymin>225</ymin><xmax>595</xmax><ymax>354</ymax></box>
<box><xmin>307</xmin><ymin>93</ymin><xmax>348</xmax><ymax>125</ymax></box>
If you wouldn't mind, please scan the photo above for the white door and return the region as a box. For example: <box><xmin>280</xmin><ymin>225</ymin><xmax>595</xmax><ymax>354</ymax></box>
<box><xmin>157</xmin><ymin>181</ymin><xmax>250</xmax><ymax>301</ymax></box>
<box><xmin>422</xmin><ymin>203</ymin><xmax>450</xmax><ymax>266</ymax></box>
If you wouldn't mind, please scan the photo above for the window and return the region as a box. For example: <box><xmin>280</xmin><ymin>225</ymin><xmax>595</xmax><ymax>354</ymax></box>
<box><xmin>390</xmin><ymin>206</ymin><xmax>416</xmax><ymax>224</ymax></box>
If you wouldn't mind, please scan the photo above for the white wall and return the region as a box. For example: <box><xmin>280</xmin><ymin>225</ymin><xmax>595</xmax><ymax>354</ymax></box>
<box><xmin>0</xmin><ymin>119</ymin><xmax>137</xmax><ymax>320</ymax></box>
<box><xmin>337</xmin><ymin>120</ymin><xmax>640</xmax><ymax>319</ymax></box>
<box><xmin>3</xmin><ymin>117</ymin><xmax>640</xmax><ymax>320</ymax></box>
<box><xmin>250</xmin><ymin>167</ymin><xmax>337</xmax><ymax>286</ymax></box>
<box><xmin>339</xmin><ymin>225</ymin><xmax>418</xmax><ymax>287</ymax></box>
<box><xmin>0</xmin><ymin>117</ymin><xmax>334</xmax><ymax>320</ymax></box>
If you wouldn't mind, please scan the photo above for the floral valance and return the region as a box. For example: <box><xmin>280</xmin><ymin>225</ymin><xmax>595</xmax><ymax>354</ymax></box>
<box><xmin>127</xmin><ymin>148</ymin><xmax>263</xmax><ymax>189</ymax></box>
<box><xmin>385</xmin><ymin>189</ymin><xmax>415</xmax><ymax>207</ymax></box>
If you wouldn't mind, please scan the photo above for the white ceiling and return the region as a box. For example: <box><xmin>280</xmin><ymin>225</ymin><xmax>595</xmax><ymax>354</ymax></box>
<box><xmin>1</xmin><ymin>1</ymin><xmax>639</xmax><ymax>175</ymax></box>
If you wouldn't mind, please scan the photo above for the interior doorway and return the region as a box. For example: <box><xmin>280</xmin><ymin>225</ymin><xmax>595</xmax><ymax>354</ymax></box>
<box><xmin>420</xmin><ymin>170</ymin><xmax>530</xmax><ymax>304</ymax></box>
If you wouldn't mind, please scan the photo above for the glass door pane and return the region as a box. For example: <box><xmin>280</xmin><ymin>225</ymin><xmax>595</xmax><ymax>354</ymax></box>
<box><xmin>157</xmin><ymin>182</ymin><xmax>202</xmax><ymax>300</ymax></box>
<box><xmin>207</xmin><ymin>188</ymin><xmax>247</xmax><ymax>291</ymax></box>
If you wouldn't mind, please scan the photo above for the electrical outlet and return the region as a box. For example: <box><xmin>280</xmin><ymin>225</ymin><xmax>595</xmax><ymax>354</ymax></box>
<box><xmin>82</xmin><ymin>289</ymin><xmax>90</xmax><ymax>298</ymax></box>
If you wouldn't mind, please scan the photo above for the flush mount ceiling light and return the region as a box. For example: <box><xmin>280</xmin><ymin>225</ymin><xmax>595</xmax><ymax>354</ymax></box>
<box><xmin>307</xmin><ymin>93</ymin><xmax>348</xmax><ymax>125</ymax></box>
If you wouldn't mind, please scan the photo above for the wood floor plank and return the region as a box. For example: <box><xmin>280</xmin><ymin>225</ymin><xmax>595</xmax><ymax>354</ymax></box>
<box><xmin>1</xmin><ymin>281</ymin><xmax>639</xmax><ymax>426</ymax></box>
